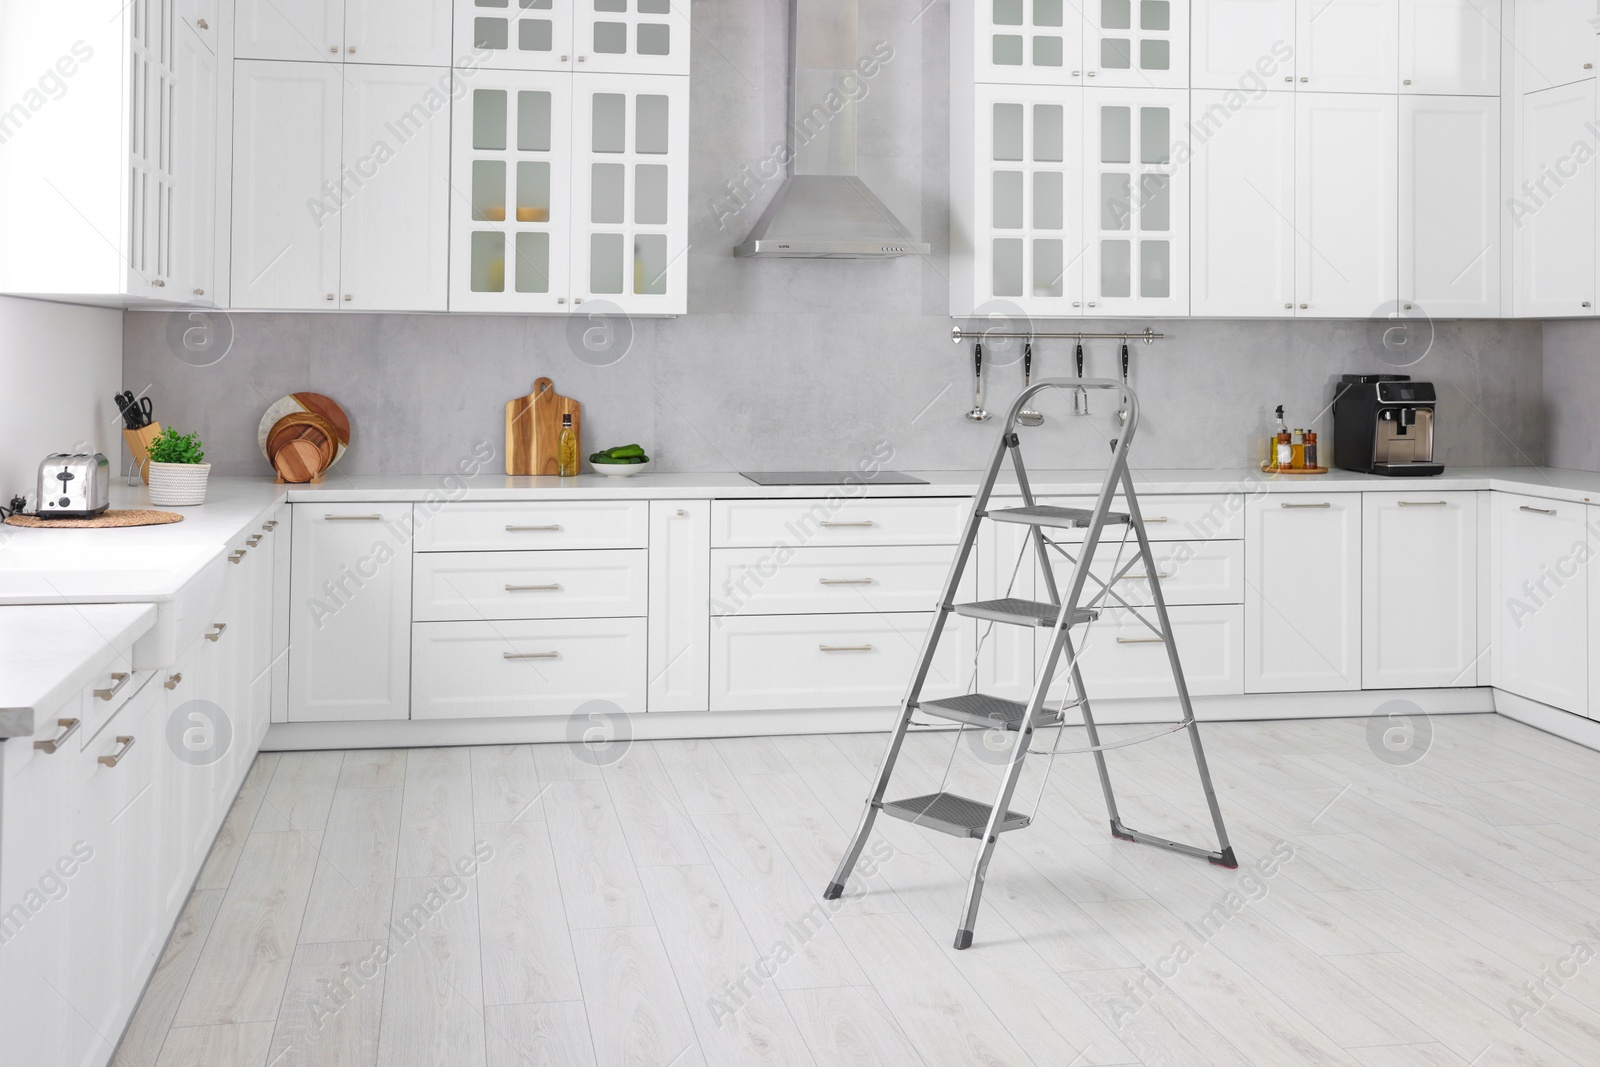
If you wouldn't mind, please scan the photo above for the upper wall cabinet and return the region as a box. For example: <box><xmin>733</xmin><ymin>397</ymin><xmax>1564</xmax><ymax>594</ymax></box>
<box><xmin>1083</xmin><ymin>89</ymin><xmax>1188</xmax><ymax>313</ymax></box>
<box><xmin>1296</xmin><ymin>0</ymin><xmax>1399</xmax><ymax>93</ymax></box>
<box><xmin>1515</xmin><ymin>0</ymin><xmax>1599</xmax><ymax>93</ymax></box>
<box><xmin>236</xmin><ymin>0</ymin><xmax>452</xmax><ymax>66</ymax></box>
<box><xmin>972</xmin><ymin>0</ymin><xmax>1087</xmax><ymax>84</ymax></box>
<box><xmin>461</xmin><ymin>0</ymin><xmax>691</xmax><ymax>76</ymax></box>
<box><xmin>1400</xmin><ymin>95</ymin><xmax>1499</xmax><ymax>316</ymax></box>
<box><xmin>1514</xmin><ymin>81</ymin><xmax>1598</xmax><ymax>317</ymax></box>
<box><xmin>1296</xmin><ymin>93</ymin><xmax>1399</xmax><ymax>316</ymax></box>
<box><xmin>1084</xmin><ymin>0</ymin><xmax>1190</xmax><ymax>87</ymax></box>
<box><xmin>1399</xmin><ymin>0</ymin><xmax>1500</xmax><ymax>95</ymax></box>
<box><xmin>1190</xmin><ymin>0</ymin><xmax>1297</xmax><ymax>90</ymax></box>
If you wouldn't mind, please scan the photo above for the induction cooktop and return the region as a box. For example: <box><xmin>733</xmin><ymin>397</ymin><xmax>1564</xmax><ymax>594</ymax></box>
<box><xmin>739</xmin><ymin>471</ymin><xmax>928</xmax><ymax>486</ymax></box>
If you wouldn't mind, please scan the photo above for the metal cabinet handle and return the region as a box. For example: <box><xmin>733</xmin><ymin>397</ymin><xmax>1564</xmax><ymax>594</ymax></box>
<box><xmin>164</xmin><ymin>672</ymin><xmax>183</xmax><ymax>690</ymax></box>
<box><xmin>1143</xmin><ymin>516</ymin><xmax>1168</xmax><ymax>523</ymax></box>
<box><xmin>505</xmin><ymin>583</ymin><xmax>561</xmax><ymax>591</ymax></box>
<box><xmin>229</xmin><ymin>550</ymin><xmax>246</xmax><ymax>564</ymax></box>
<box><xmin>151</xmin><ymin>279</ymin><xmax>166</xmax><ymax>287</ymax></box>
<box><xmin>1280</xmin><ymin>502</ymin><xmax>1330</xmax><ymax>509</ymax></box>
<box><xmin>1398</xmin><ymin>500</ymin><xmax>1446</xmax><ymax>507</ymax></box>
<box><xmin>196</xmin><ymin>17</ymin><xmax>208</xmax><ymax>28</ymax></box>
<box><xmin>194</xmin><ymin>288</ymin><xmax>205</xmax><ymax>296</ymax></box>
<box><xmin>506</xmin><ymin>524</ymin><xmax>562</xmax><ymax>531</ymax></box>
<box><xmin>247</xmin><ymin>534</ymin><xmax>264</xmax><ymax>546</ymax></box>
<box><xmin>329</xmin><ymin>45</ymin><xmax>338</xmax><ymax>53</ymax></box>
<box><xmin>1299</xmin><ymin>303</ymin><xmax>1309</xmax><ymax>310</ymax></box>
<box><xmin>94</xmin><ymin>672</ymin><xmax>131</xmax><ymax>701</ymax></box>
<box><xmin>819</xmin><ymin>578</ymin><xmax>874</xmax><ymax>585</ymax></box>
<box><xmin>1283</xmin><ymin>76</ymin><xmax>1292</xmax><ymax>83</ymax></box>
<box><xmin>504</xmin><ymin>651</ymin><xmax>559</xmax><ymax>660</ymax></box>
<box><xmin>98</xmin><ymin>736</ymin><xmax>136</xmax><ymax>768</ymax></box>
<box><xmin>1123</xmin><ymin>572</ymin><xmax>1170</xmax><ymax>581</ymax></box>
<box><xmin>326</xmin><ymin>513</ymin><xmax>383</xmax><ymax>521</ymax></box>
<box><xmin>819</xmin><ymin>644</ymin><xmax>874</xmax><ymax>652</ymax></box>
<box><xmin>347</xmin><ymin>46</ymin><xmax>356</xmax><ymax>54</ymax></box>
<box><xmin>1520</xmin><ymin>505</ymin><xmax>1557</xmax><ymax>516</ymax></box>
<box><xmin>1299</xmin><ymin>76</ymin><xmax>1308</xmax><ymax>82</ymax></box>
<box><xmin>205</xmin><ymin>623</ymin><xmax>228</xmax><ymax>642</ymax></box>
<box><xmin>820</xmin><ymin>521</ymin><xmax>874</xmax><ymax>528</ymax></box>
<box><xmin>34</xmin><ymin>718</ymin><xmax>80</xmax><ymax>754</ymax></box>
<box><xmin>1285</xmin><ymin>302</ymin><xmax>1293</xmax><ymax>309</ymax></box>
<box><xmin>1402</xmin><ymin>78</ymin><xmax>1412</xmax><ymax>85</ymax></box>
<box><xmin>326</xmin><ymin>292</ymin><xmax>336</xmax><ymax>300</ymax></box>
<box><xmin>1116</xmin><ymin>636</ymin><xmax>1165</xmax><ymax>644</ymax></box>
<box><xmin>263</xmin><ymin>520</ymin><xmax>279</xmax><ymax>530</ymax></box>
<box><xmin>676</xmin><ymin>509</ymin><xmax>688</xmax><ymax>517</ymax></box>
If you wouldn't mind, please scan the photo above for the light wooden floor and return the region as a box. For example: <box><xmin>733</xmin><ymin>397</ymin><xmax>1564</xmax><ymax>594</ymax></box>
<box><xmin>111</xmin><ymin>713</ymin><xmax>1600</xmax><ymax>1067</ymax></box>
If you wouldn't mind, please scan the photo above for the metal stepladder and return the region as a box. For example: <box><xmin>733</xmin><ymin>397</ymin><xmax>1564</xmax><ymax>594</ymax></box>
<box><xmin>823</xmin><ymin>378</ymin><xmax>1236</xmax><ymax>949</ymax></box>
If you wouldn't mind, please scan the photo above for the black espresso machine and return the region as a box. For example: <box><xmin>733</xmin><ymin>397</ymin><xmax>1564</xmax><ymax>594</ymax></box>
<box><xmin>1331</xmin><ymin>374</ymin><xmax>1443</xmax><ymax>477</ymax></box>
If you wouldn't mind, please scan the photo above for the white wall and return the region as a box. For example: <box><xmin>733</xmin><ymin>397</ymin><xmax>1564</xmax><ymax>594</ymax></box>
<box><xmin>0</xmin><ymin>295</ymin><xmax>123</xmax><ymax>500</ymax></box>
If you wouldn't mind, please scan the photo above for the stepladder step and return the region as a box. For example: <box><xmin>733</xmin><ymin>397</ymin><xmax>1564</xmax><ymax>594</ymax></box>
<box><xmin>953</xmin><ymin>597</ymin><xmax>1098</xmax><ymax>629</ymax></box>
<box><xmin>916</xmin><ymin>692</ymin><xmax>1056</xmax><ymax>732</ymax></box>
<box><xmin>880</xmin><ymin>792</ymin><xmax>1030</xmax><ymax>839</ymax></box>
<box><xmin>985</xmin><ymin>504</ymin><xmax>1131</xmax><ymax>530</ymax></box>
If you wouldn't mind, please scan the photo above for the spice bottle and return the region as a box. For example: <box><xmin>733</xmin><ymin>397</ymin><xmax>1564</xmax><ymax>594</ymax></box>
<box><xmin>1305</xmin><ymin>430</ymin><xmax>1318</xmax><ymax>469</ymax></box>
<box><xmin>558</xmin><ymin>413</ymin><xmax>579</xmax><ymax>477</ymax></box>
<box><xmin>1291</xmin><ymin>429</ymin><xmax>1306</xmax><ymax>469</ymax></box>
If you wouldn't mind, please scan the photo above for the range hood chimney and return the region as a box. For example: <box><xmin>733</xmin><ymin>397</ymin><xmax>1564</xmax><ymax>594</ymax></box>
<box><xmin>733</xmin><ymin>0</ymin><xmax>931</xmax><ymax>259</ymax></box>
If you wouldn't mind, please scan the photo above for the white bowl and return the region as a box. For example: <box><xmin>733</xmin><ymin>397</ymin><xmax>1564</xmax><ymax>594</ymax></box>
<box><xmin>590</xmin><ymin>458</ymin><xmax>652</xmax><ymax>477</ymax></box>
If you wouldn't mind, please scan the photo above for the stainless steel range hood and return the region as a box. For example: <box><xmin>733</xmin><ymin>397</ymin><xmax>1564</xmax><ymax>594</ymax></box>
<box><xmin>733</xmin><ymin>0</ymin><xmax>930</xmax><ymax>259</ymax></box>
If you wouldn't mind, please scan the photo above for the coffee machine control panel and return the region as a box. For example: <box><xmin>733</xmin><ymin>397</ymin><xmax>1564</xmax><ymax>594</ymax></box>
<box><xmin>1375</xmin><ymin>381</ymin><xmax>1436</xmax><ymax>405</ymax></box>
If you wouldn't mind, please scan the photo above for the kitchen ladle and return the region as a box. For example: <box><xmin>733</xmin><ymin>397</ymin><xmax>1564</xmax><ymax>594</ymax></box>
<box><xmin>1018</xmin><ymin>343</ymin><xmax>1043</xmax><ymax>426</ymax></box>
<box><xmin>966</xmin><ymin>342</ymin><xmax>990</xmax><ymax>422</ymax></box>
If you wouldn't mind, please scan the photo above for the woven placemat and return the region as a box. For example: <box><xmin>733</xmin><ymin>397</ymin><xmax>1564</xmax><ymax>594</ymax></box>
<box><xmin>5</xmin><ymin>509</ymin><xmax>185</xmax><ymax>529</ymax></box>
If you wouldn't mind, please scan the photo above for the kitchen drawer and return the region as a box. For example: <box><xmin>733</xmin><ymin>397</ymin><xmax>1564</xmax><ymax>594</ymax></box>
<box><xmin>712</xmin><ymin>497</ymin><xmax>967</xmax><ymax>549</ymax></box>
<box><xmin>414</xmin><ymin>549</ymin><xmax>648</xmax><ymax>621</ymax></box>
<box><xmin>413</xmin><ymin>501</ymin><xmax>648</xmax><ymax>552</ymax></box>
<box><xmin>411</xmin><ymin>618</ymin><xmax>646</xmax><ymax>719</ymax></box>
<box><xmin>1042</xmin><ymin>541</ymin><xmax>1244</xmax><ymax>607</ymax></box>
<box><xmin>710</xmin><ymin>612</ymin><xmax>973</xmax><ymax>711</ymax></box>
<box><xmin>710</xmin><ymin>545</ymin><xmax>971</xmax><ymax>615</ymax></box>
<box><xmin>1044</xmin><ymin>605</ymin><xmax>1244</xmax><ymax>701</ymax></box>
<box><xmin>79</xmin><ymin>658</ymin><xmax>151</xmax><ymax>750</ymax></box>
<box><xmin>1035</xmin><ymin>494</ymin><xmax>1244</xmax><ymax>542</ymax></box>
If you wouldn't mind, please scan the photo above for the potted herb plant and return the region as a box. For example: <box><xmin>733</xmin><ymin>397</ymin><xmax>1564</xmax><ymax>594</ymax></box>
<box><xmin>146</xmin><ymin>428</ymin><xmax>211</xmax><ymax>506</ymax></box>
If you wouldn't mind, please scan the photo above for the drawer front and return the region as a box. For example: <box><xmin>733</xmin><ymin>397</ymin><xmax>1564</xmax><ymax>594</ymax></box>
<box><xmin>1035</xmin><ymin>494</ymin><xmax>1245</xmax><ymax>542</ymax></box>
<box><xmin>712</xmin><ymin>497</ymin><xmax>968</xmax><ymax>548</ymax></box>
<box><xmin>1048</xmin><ymin>541</ymin><xmax>1244</xmax><ymax>607</ymax></box>
<box><xmin>710</xmin><ymin>545</ymin><xmax>969</xmax><ymax>615</ymax></box>
<box><xmin>414</xmin><ymin>501</ymin><xmax>649</xmax><ymax>551</ymax></box>
<box><xmin>1044</xmin><ymin>605</ymin><xmax>1244</xmax><ymax>701</ymax></box>
<box><xmin>710</xmin><ymin>613</ymin><xmax>973</xmax><ymax>711</ymax></box>
<box><xmin>411</xmin><ymin>618</ymin><xmax>646</xmax><ymax>719</ymax></box>
<box><xmin>79</xmin><ymin>655</ymin><xmax>148</xmax><ymax>749</ymax></box>
<box><xmin>414</xmin><ymin>550</ymin><xmax>648</xmax><ymax>621</ymax></box>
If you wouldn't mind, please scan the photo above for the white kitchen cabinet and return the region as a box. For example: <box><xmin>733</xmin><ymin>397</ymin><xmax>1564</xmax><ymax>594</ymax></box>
<box><xmin>1071</xmin><ymin>605</ymin><xmax>1245</xmax><ymax>699</ymax></box>
<box><xmin>178</xmin><ymin>0</ymin><xmax>220</xmax><ymax>40</ymax></box>
<box><xmin>1515</xmin><ymin>81</ymin><xmax>1598</xmax><ymax>318</ymax></box>
<box><xmin>1514</xmin><ymin>0</ymin><xmax>1599</xmax><ymax>93</ymax></box>
<box><xmin>649</xmin><ymin>501</ymin><xmax>711</xmax><ymax>712</ymax></box>
<box><xmin>1245</xmin><ymin>494</ymin><xmax>1362</xmax><ymax>692</ymax></box>
<box><xmin>414</xmin><ymin>549</ymin><xmax>650</xmax><ymax>620</ymax></box>
<box><xmin>1296</xmin><ymin>0</ymin><xmax>1399</xmax><ymax>93</ymax></box>
<box><xmin>289</xmin><ymin>505</ymin><xmax>413</xmax><ymax>722</ymax></box>
<box><xmin>345</xmin><ymin>0</ymin><xmax>453</xmax><ymax>66</ymax></box>
<box><xmin>460</xmin><ymin>0</ymin><xmax>576</xmax><ymax>71</ymax></box>
<box><xmin>960</xmin><ymin>0</ymin><xmax>1086</xmax><ymax>85</ymax></box>
<box><xmin>711</xmin><ymin>497</ymin><xmax>967</xmax><ymax>549</ymax></box>
<box><xmin>1083</xmin><ymin>88</ymin><xmax>1188</xmax><ymax>314</ymax></box>
<box><xmin>231</xmin><ymin>60</ymin><xmax>345</xmax><ymax>309</ymax></box>
<box><xmin>341</xmin><ymin>65</ymin><xmax>451</xmax><ymax>311</ymax></box>
<box><xmin>1084</xmin><ymin>0</ymin><xmax>1190</xmax><ymax>87</ymax></box>
<box><xmin>269</xmin><ymin>508</ymin><xmax>293</xmax><ymax>723</ymax></box>
<box><xmin>1189</xmin><ymin>90</ymin><xmax>1296</xmax><ymax>316</ymax></box>
<box><xmin>412</xmin><ymin>618</ymin><xmax>647</xmax><ymax>718</ymax></box>
<box><xmin>236</xmin><ymin>0</ymin><xmax>345</xmax><ymax>63</ymax></box>
<box><xmin>171</xmin><ymin>20</ymin><xmax>219</xmax><ymax>304</ymax></box>
<box><xmin>1399</xmin><ymin>0</ymin><xmax>1500</xmax><ymax>95</ymax></box>
<box><xmin>1362</xmin><ymin>493</ymin><xmax>1478</xmax><ymax>688</ymax></box>
<box><xmin>1490</xmin><ymin>493</ymin><xmax>1590</xmax><ymax>715</ymax></box>
<box><xmin>1190</xmin><ymin>0</ymin><xmax>1297</xmax><ymax>90</ymax></box>
<box><xmin>1295</xmin><ymin>93</ymin><xmax>1398</xmax><ymax>316</ymax></box>
<box><xmin>570</xmin><ymin>74</ymin><xmax>689</xmax><ymax>313</ymax></box>
<box><xmin>574</xmin><ymin>0</ymin><xmax>691</xmax><ymax>76</ymax></box>
<box><xmin>1590</xmin><ymin>504</ymin><xmax>1600</xmax><ymax>720</ymax></box>
<box><xmin>1400</xmin><ymin>95</ymin><xmax>1500</xmax><ymax>316</ymax></box>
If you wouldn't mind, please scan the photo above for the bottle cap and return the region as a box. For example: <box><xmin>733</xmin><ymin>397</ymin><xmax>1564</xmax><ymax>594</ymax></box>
<box><xmin>562</xmin><ymin>413</ymin><xmax>572</xmax><ymax>425</ymax></box>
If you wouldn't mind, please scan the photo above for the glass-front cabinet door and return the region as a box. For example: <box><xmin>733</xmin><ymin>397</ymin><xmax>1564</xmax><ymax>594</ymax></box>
<box><xmin>972</xmin><ymin>85</ymin><xmax>1086</xmax><ymax>315</ymax></box>
<box><xmin>570</xmin><ymin>74</ymin><xmax>688</xmax><ymax>313</ymax></box>
<box><xmin>970</xmin><ymin>0</ymin><xmax>1085</xmax><ymax>85</ymax></box>
<box><xmin>450</xmin><ymin>72</ymin><xmax>574</xmax><ymax>311</ymax></box>
<box><xmin>1083</xmin><ymin>89</ymin><xmax>1188</xmax><ymax>314</ymax></box>
<box><xmin>1084</xmin><ymin>0</ymin><xmax>1188</xmax><ymax>87</ymax></box>
<box><xmin>573</xmin><ymin>0</ymin><xmax>690</xmax><ymax>76</ymax></box>
<box><xmin>458</xmin><ymin>0</ymin><xmax>576</xmax><ymax>71</ymax></box>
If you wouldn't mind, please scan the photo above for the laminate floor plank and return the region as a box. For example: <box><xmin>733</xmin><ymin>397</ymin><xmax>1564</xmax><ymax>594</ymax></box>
<box><xmin>299</xmin><ymin>787</ymin><xmax>402</xmax><ymax>944</ymax></box>
<box><xmin>112</xmin><ymin>889</ymin><xmax>226</xmax><ymax>1067</ymax></box>
<box><xmin>195</xmin><ymin>756</ymin><xmax>279</xmax><ymax>891</ymax></box>
<box><xmin>572</xmin><ymin>926</ymin><xmax>705</xmax><ymax>1067</ymax></box>
<box><xmin>653</xmin><ymin>738</ymin><xmax>753</xmax><ymax>816</ymax></box>
<box><xmin>543</xmin><ymin>779</ymin><xmax>651</xmax><ymax>929</ymax></box>
<box><xmin>376</xmin><ymin>876</ymin><xmax>487</xmax><ymax>1067</ymax></box>
<box><xmin>252</xmin><ymin>751</ymin><xmax>345</xmax><ymax>834</ymax></box>
<box><xmin>152</xmin><ymin>1022</ymin><xmax>275</xmax><ymax>1067</ymax></box>
<box><xmin>599</xmin><ymin>745</ymin><xmax>711</xmax><ymax>866</ymax></box>
<box><xmin>470</xmin><ymin>745</ymin><xmax>543</xmax><ymax>824</ymax></box>
<box><xmin>268</xmin><ymin>940</ymin><xmax>387</xmax><ymax>1067</ymax></box>
<box><xmin>484</xmin><ymin>1002</ymin><xmax>597</xmax><ymax>1067</ymax></box>
<box><xmin>397</xmin><ymin>748</ymin><xmax>476</xmax><ymax>878</ymax></box>
<box><xmin>712</xmin><ymin>735</ymin><xmax>795</xmax><ymax>776</ymax></box>
<box><xmin>780</xmin><ymin>985</ymin><xmax>928</xmax><ymax>1067</ymax></box>
<box><xmin>338</xmin><ymin>749</ymin><xmax>408</xmax><ymax>790</ymax></box>
<box><xmin>477</xmin><ymin>818</ymin><xmax>584</xmax><ymax>1005</ymax></box>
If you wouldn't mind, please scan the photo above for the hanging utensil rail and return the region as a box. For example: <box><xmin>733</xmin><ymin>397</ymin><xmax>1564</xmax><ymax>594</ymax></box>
<box><xmin>950</xmin><ymin>326</ymin><xmax>1163</xmax><ymax>344</ymax></box>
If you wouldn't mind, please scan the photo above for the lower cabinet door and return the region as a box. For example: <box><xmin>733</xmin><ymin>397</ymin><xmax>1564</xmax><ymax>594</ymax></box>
<box><xmin>1362</xmin><ymin>492</ymin><xmax>1479</xmax><ymax>688</ymax></box>
<box><xmin>709</xmin><ymin>612</ymin><xmax>973</xmax><ymax>712</ymax></box>
<box><xmin>1045</xmin><ymin>605</ymin><xmax>1245</xmax><ymax>702</ymax></box>
<box><xmin>411</xmin><ymin>618</ymin><xmax>646</xmax><ymax>718</ymax></box>
<box><xmin>1491</xmin><ymin>493</ymin><xmax>1590</xmax><ymax>714</ymax></box>
<box><xmin>1245</xmin><ymin>494</ymin><xmax>1363</xmax><ymax>692</ymax></box>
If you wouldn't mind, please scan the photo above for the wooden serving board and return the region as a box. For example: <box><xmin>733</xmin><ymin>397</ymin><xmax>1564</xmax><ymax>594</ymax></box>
<box><xmin>506</xmin><ymin>377</ymin><xmax>581</xmax><ymax>476</ymax></box>
<box><xmin>1260</xmin><ymin>464</ymin><xmax>1329</xmax><ymax>475</ymax></box>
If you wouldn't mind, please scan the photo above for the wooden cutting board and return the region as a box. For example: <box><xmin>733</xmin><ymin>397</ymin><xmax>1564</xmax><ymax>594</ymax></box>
<box><xmin>505</xmin><ymin>377</ymin><xmax>581</xmax><ymax>476</ymax></box>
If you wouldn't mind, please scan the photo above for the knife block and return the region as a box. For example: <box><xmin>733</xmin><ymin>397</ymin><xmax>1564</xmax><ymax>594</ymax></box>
<box><xmin>123</xmin><ymin>422</ymin><xmax>162</xmax><ymax>485</ymax></box>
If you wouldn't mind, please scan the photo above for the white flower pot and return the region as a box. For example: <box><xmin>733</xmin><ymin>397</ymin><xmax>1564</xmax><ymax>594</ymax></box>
<box><xmin>148</xmin><ymin>461</ymin><xmax>211</xmax><ymax>506</ymax></box>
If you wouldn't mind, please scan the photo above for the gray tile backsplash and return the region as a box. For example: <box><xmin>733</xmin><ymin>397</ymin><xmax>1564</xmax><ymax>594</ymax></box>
<box><xmin>121</xmin><ymin>0</ymin><xmax>1547</xmax><ymax>478</ymax></box>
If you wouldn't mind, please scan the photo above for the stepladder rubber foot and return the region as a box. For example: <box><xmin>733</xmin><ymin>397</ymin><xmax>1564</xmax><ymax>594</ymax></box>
<box><xmin>822</xmin><ymin>881</ymin><xmax>845</xmax><ymax>901</ymax></box>
<box><xmin>954</xmin><ymin>929</ymin><xmax>974</xmax><ymax>950</ymax></box>
<box><xmin>1208</xmin><ymin>847</ymin><xmax>1239</xmax><ymax>869</ymax></box>
<box><xmin>1110</xmin><ymin>820</ymin><xmax>1135</xmax><ymax>842</ymax></box>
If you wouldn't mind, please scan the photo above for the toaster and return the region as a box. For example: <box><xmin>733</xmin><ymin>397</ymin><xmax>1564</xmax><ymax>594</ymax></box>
<box><xmin>36</xmin><ymin>453</ymin><xmax>111</xmax><ymax>518</ymax></box>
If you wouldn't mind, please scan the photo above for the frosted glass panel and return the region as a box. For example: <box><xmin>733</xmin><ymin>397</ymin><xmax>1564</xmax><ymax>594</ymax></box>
<box><xmin>472</xmin><ymin>161</ymin><xmax>507</xmax><ymax>221</ymax></box>
<box><xmin>1033</xmin><ymin>104</ymin><xmax>1063</xmax><ymax>162</ymax></box>
<box><xmin>1034</xmin><ymin>172</ymin><xmax>1063</xmax><ymax>229</ymax></box>
<box><xmin>592</xmin><ymin>163</ymin><xmax>625</xmax><ymax>224</ymax></box>
<box><xmin>1100</xmin><ymin>173</ymin><xmax>1130</xmax><ymax>229</ymax></box>
<box><xmin>993</xmin><ymin>35</ymin><xmax>1024</xmax><ymax>65</ymax></box>
<box><xmin>1035</xmin><ymin>0</ymin><xmax>1063</xmax><ymax>26</ymax></box>
<box><xmin>1101</xmin><ymin>37</ymin><xmax>1132</xmax><ymax>68</ymax></box>
<box><xmin>993</xmin><ymin>103</ymin><xmax>1024</xmax><ymax>160</ymax></box>
<box><xmin>1101</xmin><ymin>240</ymin><xmax>1131</xmax><ymax>297</ymax></box>
<box><xmin>1100</xmin><ymin>107</ymin><xmax>1130</xmax><ymax>163</ymax></box>
<box><xmin>993</xmin><ymin>238</ymin><xmax>1023</xmax><ymax>296</ymax></box>
<box><xmin>519</xmin><ymin>19</ymin><xmax>553</xmax><ymax>51</ymax></box>
<box><xmin>635</xmin><ymin>235</ymin><xmax>667</xmax><ymax>294</ymax></box>
<box><xmin>1140</xmin><ymin>107</ymin><xmax>1170</xmax><ymax>164</ymax></box>
<box><xmin>474</xmin><ymin>90</ymin><xmax>507</xmax><ymax>151</ymax></box>
<box><xmin>471</xmin><ymin>232</ymin><xmax>505</xmax><ymax>292</ymax></box>
<box><xmin>993</xmin><ymin>172</ymin><xmax>1024</xmax><ymax>229</ymax></box>
<box><xmin>638</xmin><ymin>23</ymin><xmax>670</xmax><ymax>54</ymax></box>
<box><xmin>593</xmin><ymin>94</ymin><xmax>626</xmax><ymax>152</ymax></box>
<box><xmin>1140</xmin><ymin>174</ymin><xmax>1169</xmax><ymax>230</ymax></box>
<box><xmin>514</xmin><ymin>232</ymin><xmax>549</xmax><ymax>293</ymax></box>
<box><xmin>516</xmin><ymin>162</ymin><xmax>550</xmax><ymax>222</ymax></box>
<box><xmin>1140</xmin><ymin>240</ymin><xmax>1170</xmax><ymax>297</ymax></box>
<box><xmin>522</xmin><ymin>0</ymin><xmax>552</xmax><ymax>7</ymax></box>
<box><xmin>475</xmin><ymin>17</ymin><xmax>509</xmax><ymax>50</ymax></box>
<box><xmin>1141</xmin><ymin>0</ymin><xmax>1170</xmax><ymax>29</ymax></box>
<box><xmin>636</xmin><ymin>164</ymin><xmax>668</xmax><ymax>224</ymax></box>
<box><xmin>1141</xmin><ymin>39</ymin><xmax>1170</xmax><ymax>70</ymax></box>
<box><xmin>591</xmin><ymin>233</ymin><xmax>625</xmax><ymax>293</ymax></box>
<box><xmin>595</xmin><ymin>0</ymin><xmax>626</xmax><ymax>10</ymax></box>
<box><xmin>517</xmin><ymin>91</ymin><xmax>551</xmax><ymax>151</ymax></box>
<box><xmin>595</xmin><ymin>22</ymin><xmax>627</xmax><ymax>53</ymax></box>
<box><xmin>478</xmin><ymin>0</ymin><xmax>508</xmax><ymax>6</ymax></box>
<box><xmin>994</xmin><ymin>0</ymin><xmax>1023</xmax><ymax>24</ymax></box>
<box><xmin>1034</xmin><ymin>36</ymin><xmax>1062</xmax><ymax>66</ymax></box>
<box><xmin>1102</xmin><ymin>0</ymin><xmax>1131</xmax><ymax>27</ymax></box>
<box><xmin>639</xmin><ymin>0</ymin><xmax>671</xmax><ymax>11</ymax></box>
<box><xmin>636</xmin><ymin>95</ymin><xmax>669</xmax><ymax>153</ymax></box>
<box><xmin>1034</xmin><ymin>240</ymin><xmax>1063</xmax><ymax>297</ymax></box>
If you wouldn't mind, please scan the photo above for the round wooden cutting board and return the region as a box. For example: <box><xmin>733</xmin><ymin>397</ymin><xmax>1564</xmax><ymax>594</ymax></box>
<box><xmin>257</xmin><ymin>393</ymin><xmax>351</xmax><ymax>470</ymax></box>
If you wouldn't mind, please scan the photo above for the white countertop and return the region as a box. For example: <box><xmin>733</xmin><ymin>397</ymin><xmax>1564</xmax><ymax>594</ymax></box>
<box><xmin>0</xmin><ymin>603</ymin><xmax>158</xmax><ymax>737</ymax></box>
